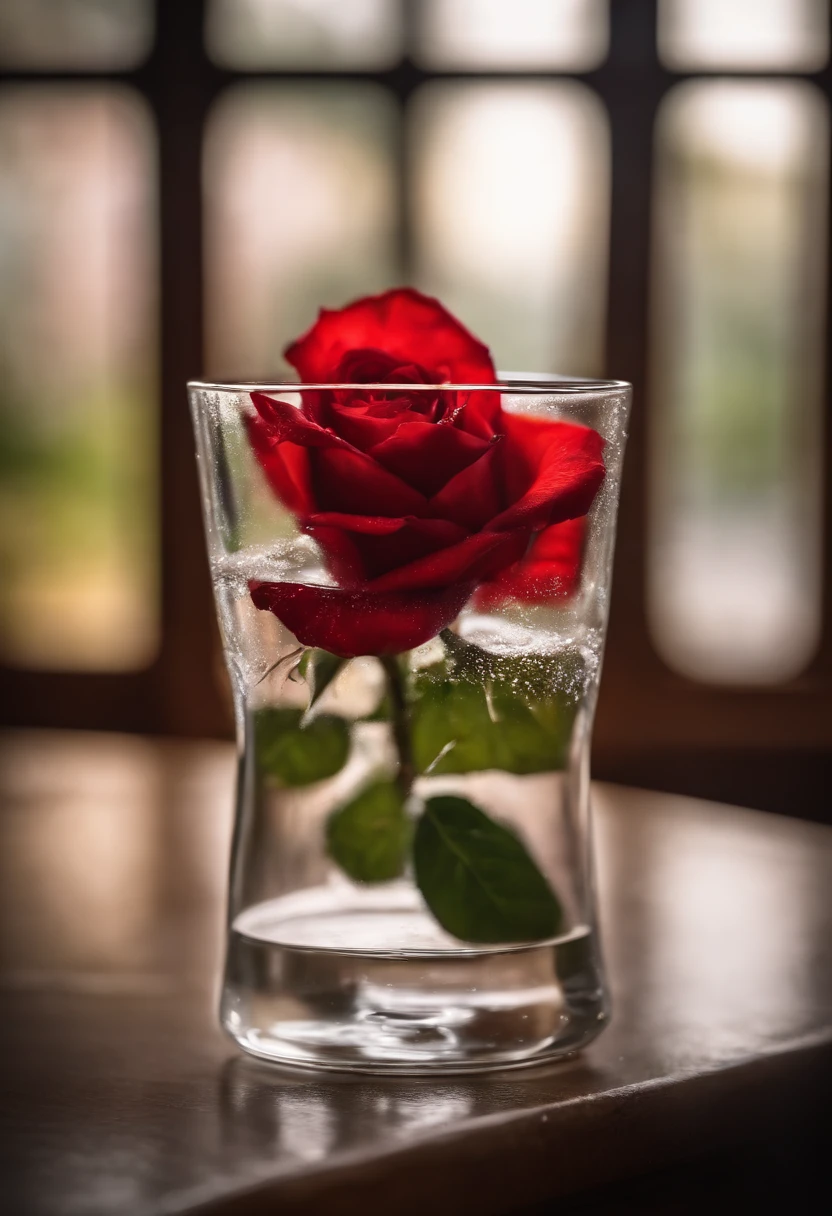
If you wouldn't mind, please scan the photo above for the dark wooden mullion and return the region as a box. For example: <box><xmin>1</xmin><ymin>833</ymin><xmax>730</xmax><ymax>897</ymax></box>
<box><xmin>394</xmin><ymin>90</ymin><xmax>414</xmax><ymax>284</ymax></box>
<box><xmin>815</xmin><ymin>3</ymin><xmax>832</xmax><ymax>676</ymax></box>
<box><xmin>390</xmin><ymin>1</ymin><xmax>424</xmax><ymax>281</ymax></box>
<box><xmin>5</xmin><ymin>63</ymin><xmax>832</xmax><ymax>89</ymax></box>
<box><xmin>149</xmin><ymin>0</ymin><xmax>230</xmax><ymax>736</ymax></box>
<box><xmin>0</xmin><ymin>669</ymin><xmax>154</xmax><ymax>733</ymax></box>
<box><xmin>594</xmin><ymin>0</ymin><xmax>667</xmax><ymax>749</ymax></box>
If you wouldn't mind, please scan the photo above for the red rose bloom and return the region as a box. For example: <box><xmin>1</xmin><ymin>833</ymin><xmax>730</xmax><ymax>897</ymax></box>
<box><xmin>475</xmin><ymin>517</ymin><xmax>587</xmax><ymax>608</ymax></box>
<box><xmin>248</xmin><ymin>288</ymin><xmax>604</xmax><ymax>657</ymax></box>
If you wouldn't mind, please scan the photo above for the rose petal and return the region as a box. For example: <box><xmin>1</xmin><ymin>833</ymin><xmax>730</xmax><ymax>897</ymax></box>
<box><xmin>284</xmin><ymin>288</ymin><xmax>497</xmax><ymax>385</ymax></box>
<box><xmin>250</xmin><ymin>391</ymin><xmax>350</xmax><ymax>451</ymax></box>
<box><xmin>305</xmin><ymin>525</ymin><xmax>366</xmax><ymax>586</ymax></box>
<box><xmin>313</xmin><ymin>447</ymin><xmax>428</xmax><ymax>517</ymax></box>
<box><xmin>328</xmin><ymin>399</ymin><xmax>427</xmax><ymax>450</ymax></box>
<box><xmin>244</xmin><ymin>412</ymin><xmax>313</xmax><ymax>515</ymax></box>
<box><xmin>370</xmin><ymin>422</ymin><xmax>491</xmax><ymax>496</ymax></box>
<box><xmin>334</xmin><ymin>349</ymin><xmax>434</xmax><ymax>385</ymax></box>
<box><xmin>454</xmin><ymin>389</ymin><xmax>502</xmax><ymax>440</ymax></box>
<box><xmin>489</xmin><ymin>415</ymin><xmax>605</xmax><ymax>532</ymax></box>
<box><xmin>426</xmin><ymin>441</ymin><xmax>503</xmax><ymax>531</ymax></box>
<box><xmin>351</xmin><ymin>517</ymin><xmax>469</xmax><ymax>580</ymax></box>
<box><xmin>476</xmin><ymin>517</ymin><xmax>586</xmax><ymax>608</ymax></box>
<box><xmin>306</xmin><ymin>514</ymin><xmax>467</xmax><ymax>580</ymax></box>
<box><xmin>307</xmin><ymin>512</ymin><xmax>410</xmax><ymax>535</ymax></box>
<box><xmin>367</xmin><ymin>528</ymin><xmax>527</xmax><ymax>594</ymax></box>
<box><xmin>249</xmin><ymin>580</ymin><xmax>473</xmax><ymax>658</ymax></box>
<box><xmin>526</xmin><ymin>514</ymin><xmax>586</xmax><ymax>569</ymax></box>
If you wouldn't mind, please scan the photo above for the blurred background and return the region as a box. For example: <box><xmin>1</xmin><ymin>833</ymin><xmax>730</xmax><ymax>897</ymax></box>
<box><xmin>0</xmin><ymin>0</ymin><xmax>829</xmax><ymax>820</ymax></box>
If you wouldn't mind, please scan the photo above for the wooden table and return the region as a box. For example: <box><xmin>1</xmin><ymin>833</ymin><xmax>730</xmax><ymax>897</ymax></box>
<box><xmin>1</xmin><ymin>732</ymin><xmax>830</xmax><ymax>1215</ymax></box>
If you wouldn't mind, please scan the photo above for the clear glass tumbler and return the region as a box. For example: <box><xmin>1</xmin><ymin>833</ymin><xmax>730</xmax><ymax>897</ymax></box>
<box><xmin>189</xmin><ymin>376</ymin><xmax>631</xmax><ymax>1073</ymax></box>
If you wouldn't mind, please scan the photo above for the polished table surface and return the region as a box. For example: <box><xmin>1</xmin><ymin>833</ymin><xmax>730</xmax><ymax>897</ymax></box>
<box><xmin>1</xmin><ymin>732</ymin><xmax>830</xmax><ymax>1215</ymax></box>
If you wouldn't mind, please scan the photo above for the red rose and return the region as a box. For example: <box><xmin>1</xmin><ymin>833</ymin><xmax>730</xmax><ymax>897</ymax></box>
<box><xmin>248</xmin><ymin>288</ymin><xmax>604</xmax><ymax>657</ymax></box>
<box><xmin>475</xmin><ymin>517</ymin><xmax>586</xmax><ymax>608</ymax></box>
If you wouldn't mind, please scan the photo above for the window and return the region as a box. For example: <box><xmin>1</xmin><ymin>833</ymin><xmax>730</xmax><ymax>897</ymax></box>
<box><xmin>0</xmin><ymin>0</ymin><xmax>154</xmax><ymax>71</ymax></box>
<box><xmin>417</xmin><ymin>0</ymin><xmax>608</xmax><ymax>71</ymax></box>
<box><xmin>650</xmin><ymin>82</ymin><xmax>827</xmax><ymax>683</ymax></box>
<box><xmin>0</xmin><ymin>88</ymin><xmax>157</xmax><ymax>672</ymax></box>
<box><xmin>206</xmin><ymin>0</ymin><xmax>401</xmax><ymax>69</ymax></box>
<box><xmin>1</xmin><ymin>1</ymin><xmax>830</xmax><ymax>813</ymax></box>
<box><xmin>658</xmin><ymin>0</ymin><xmax>828</xmax><ymax>73</ymax></box>
<box><xmin>411</xmin><ymin>82</ymin><xmax>609</xmax><ymax>375</ymax></box>
<box><xmin>205</xmin><ymin>84</ymin><xmax>400</xmax><ymax>378</ymax></box>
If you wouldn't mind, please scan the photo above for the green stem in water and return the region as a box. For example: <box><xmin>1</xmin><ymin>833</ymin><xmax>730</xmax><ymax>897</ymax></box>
<box><xmin>380</xmin><ymin>654</ymin><xmax>415</xmax><ymax>798</ymax></box>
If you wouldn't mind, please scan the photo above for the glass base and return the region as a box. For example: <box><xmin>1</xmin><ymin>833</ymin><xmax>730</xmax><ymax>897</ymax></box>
<box><xmin>220</xmin><ymin>886</ymin><xmax>609</xmax><ymax>1074</ymax></box>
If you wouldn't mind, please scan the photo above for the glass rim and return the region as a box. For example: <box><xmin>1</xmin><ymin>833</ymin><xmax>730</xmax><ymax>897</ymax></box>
<box><xmin>188</xmin><ymin>374</ymin><xmax>631</xmax><ymax>395</ymax></box>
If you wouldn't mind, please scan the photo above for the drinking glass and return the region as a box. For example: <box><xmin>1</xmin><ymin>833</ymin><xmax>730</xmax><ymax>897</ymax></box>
<box><xmin>189</xmin><ymin>376</ymin><xmax>630</xmax><ymax>1073</ymax></box>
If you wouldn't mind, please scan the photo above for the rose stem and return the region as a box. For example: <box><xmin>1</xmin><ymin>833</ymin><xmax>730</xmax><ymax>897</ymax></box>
<box><xmin>379</xmin><ymin>655</ymin><xmax>415</xmax><ymax>798</ymax></box>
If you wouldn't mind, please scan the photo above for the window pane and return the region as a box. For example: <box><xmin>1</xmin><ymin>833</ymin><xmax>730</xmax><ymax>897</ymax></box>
<box><xmin>412</xmin><ymin>83</ymin><xmax>609</xmax><ymax>374</ymax></box>
<box><xmin>0</xmin><ymin>0</ymin><xmax>153</xmax><ymax>70</ymax></box>
<box><xmin>649</xmin><ymin>83</ymin><xmax>827</xmax><ymax>684</ymax></box>
<box><xmin>0</xmin><ymin>88</ymin><xmax>158</xmax><ymax>671</ymax></box>
<box><xmin>206</xmin><ymin>0</ymin><xmax>401</xmax><ymax>69</ymax></box>
<box><xmin>659</xmin><ymin>0</ymin><xmax>829</xmax><ymax>72</ymax></box>
<box><xmin>418</xmin><ymin>0</ymin><xmax>608</xmax><ymax>70</ymax></box>
<box><xmin>205</xmin><ymin>85</ymin><xmax>400</xmax><ymax>377</ymax></box>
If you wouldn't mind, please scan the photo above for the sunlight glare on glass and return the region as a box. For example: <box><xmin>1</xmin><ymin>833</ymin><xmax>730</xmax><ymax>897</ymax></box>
<box><xmin>418</xmin><ymin>0</ymin><xmax>608</xmax><ymax>69</ymax></box>
<box><xmin>659</xmin><ymin>0</ymin><xmax>829</xmax><ymax>71</ymax></box>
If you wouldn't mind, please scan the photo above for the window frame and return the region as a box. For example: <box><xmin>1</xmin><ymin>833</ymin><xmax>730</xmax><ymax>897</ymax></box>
<box><xmin>0</xmin><ymin>0</ymin><xmax>829</xmax><ymax>815</ymax></box>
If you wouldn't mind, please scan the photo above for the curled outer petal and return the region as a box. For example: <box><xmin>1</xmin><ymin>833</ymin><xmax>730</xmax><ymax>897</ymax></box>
<box><xmin>490</xmin><ymin>415</ymin><xmax>606</xmax><ymax>533</ymax></box>
<box><xmin>475</xmin><ymin>517</ymin><xmax>586</xmax><ymax>608</ymax></box>
<box><xmin>249</xmin><ymin>580</ymin><xmax>474</xmax><ymax>658</ymax></box>
<box><xmin>284</xmin><ymin>288</ymin><xmax>497</xmax><ymax>386</ymax></box>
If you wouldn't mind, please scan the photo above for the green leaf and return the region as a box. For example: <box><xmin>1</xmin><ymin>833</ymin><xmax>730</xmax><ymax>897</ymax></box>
<box><xmin>254</xmin><ymin>707</ymin><xmax>350</xmax><ymax>787</ymax></box>
<box><xmin>326</xmin><ymin>780</ymin><xmax>411</xmax><ymax>884</ymax></box>
<box><xmin>440</xmin><ymin>629</ymin><xmax>587</xmax><ymax>700</ymax></box>
<box><xmin>410</xmin><ymin>669</ymin><xmax>576</xmax><ymax>776</ymax></box>
<box><xmin>413</xmin><ymin>795</ymin><xmax>562</xmax><ymax>943</ymax></box>
<box><xmin>301</xmin><ymin>649</ymin><xmax>347</xmax><ymax>710</ymax></box>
